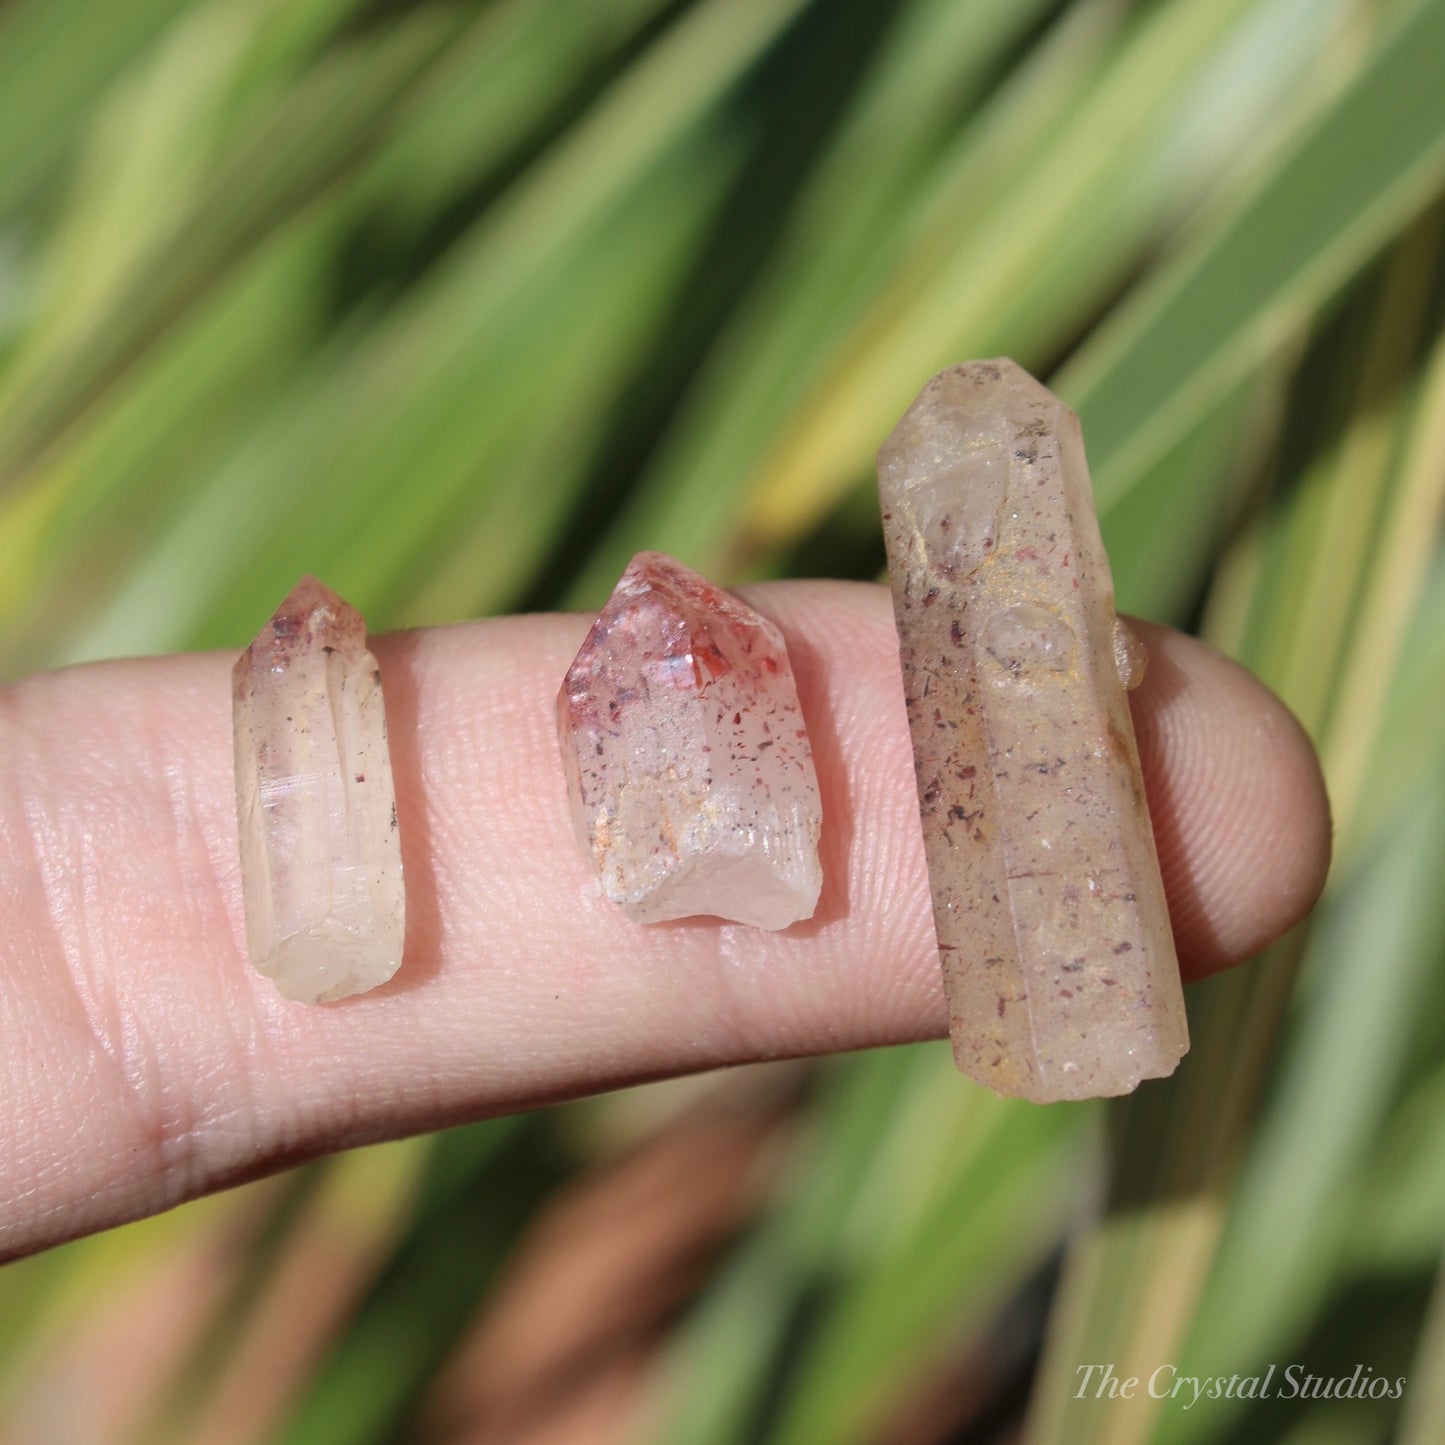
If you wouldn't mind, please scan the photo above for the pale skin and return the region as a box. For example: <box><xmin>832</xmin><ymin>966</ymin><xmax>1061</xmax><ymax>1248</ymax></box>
<box><xmin>0</xmin><ymin>581</ymin><xmax>1331</xmax><ymax>1261</ymax></box>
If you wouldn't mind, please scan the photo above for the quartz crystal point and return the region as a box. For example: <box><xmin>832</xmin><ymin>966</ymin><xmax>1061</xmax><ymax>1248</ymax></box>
<box><xmin>878</xmin><ymin>360</ymin><xmax>1188</xmax><ymax>1102</ymax></box>
<box><xmin>233</xmin><ymin>576</ymin><xmax>404</xmax><ymax>1003</ymax></box>
<box><xmin>558</xmin><ymin>551</ymin><xmax>823</xmax><ymax>929</ymax></box>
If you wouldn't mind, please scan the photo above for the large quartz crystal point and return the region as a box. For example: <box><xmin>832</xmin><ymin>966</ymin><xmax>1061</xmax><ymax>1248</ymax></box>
<box><xmin>878</xmin><ymin>360</ymin><xmax>1188</xmax><ymax>1102</ymax></box>
<box><xmin>233</xmin><ymin>576</ymin><xmax>405</xmax><ymax>1003</ymax></box>
<box><xmin>558</xmin><ymin>551</ymin><xmax>823</xmax><ymax>929</ymax></box>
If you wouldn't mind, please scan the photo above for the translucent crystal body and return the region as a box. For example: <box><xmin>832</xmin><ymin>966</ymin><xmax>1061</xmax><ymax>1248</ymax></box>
<box><xmin>558</xmin><ymin>552</ymin><xmax>822</xmax><ymax>929</ymax></box>
<box><xmin>233</xmin><ymin>576</ymin><xmax>404</xmax><ymax>1003</ymax></box>
<box><xmin>878</xmin><ymin>360</ymin><xmax>1188</xmax><ymax>1101</ymax></box>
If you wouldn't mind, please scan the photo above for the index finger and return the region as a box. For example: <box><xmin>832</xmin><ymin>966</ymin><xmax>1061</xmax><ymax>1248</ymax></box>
<box><xmin>0</xmin><ymin>581</ymin><xmax>1329</xmax><ymax>1258</ymax></box>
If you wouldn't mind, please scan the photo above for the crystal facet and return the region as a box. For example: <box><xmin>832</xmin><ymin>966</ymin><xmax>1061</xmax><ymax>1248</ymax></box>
<box><xmin>878</xmin><ymin>360</ymin><xmax>1188</xmax><ymax>1102</ymax></box>
<box><xmin>233</xmin><ymin>576</ymin><xmax>404</xmax><ymax>1003</ymax></box>
<box><xmin>558</xmin><ymin>551</ymin><xmax>823</xmax><ymax>929</ymax></box>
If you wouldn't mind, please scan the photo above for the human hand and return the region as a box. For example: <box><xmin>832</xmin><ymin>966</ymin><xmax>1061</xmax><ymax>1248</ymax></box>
<box><xmin>0</xmin><ymin>581</ymin><xmax>1330</xmax><ymax>1260</ymax></box>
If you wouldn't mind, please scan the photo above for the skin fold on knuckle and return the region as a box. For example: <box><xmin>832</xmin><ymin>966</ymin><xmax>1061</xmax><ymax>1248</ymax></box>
<box><xmin>0</xmin><ymin>666</ymin><xmax>265</xmax><ymax>1257</ymax></box>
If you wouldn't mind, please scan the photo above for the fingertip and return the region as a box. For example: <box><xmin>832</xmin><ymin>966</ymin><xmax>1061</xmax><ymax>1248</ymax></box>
<box><xmin>1128</xmin><ymin>622</ymin><xmax>1332</xmax><ymax>979</ymax></box>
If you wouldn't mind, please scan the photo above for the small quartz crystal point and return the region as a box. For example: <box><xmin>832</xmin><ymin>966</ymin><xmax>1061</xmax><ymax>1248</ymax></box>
<box><xmin>233</xmin><ymin>576</ymin><xmax>405</xmax><ymax>1003</ymax></box>
<box><xmin>558</xmin><ymin>551</ymin><xmax>823</xmax><ymax>929</ymax></box>
<box><xmin>878</xmin><ymin>359</ymin><xmax>1188</xmax><ymax>1102</ymax></box>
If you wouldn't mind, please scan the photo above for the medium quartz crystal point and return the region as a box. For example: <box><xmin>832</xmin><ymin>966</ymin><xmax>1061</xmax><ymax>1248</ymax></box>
<box><xmin>878</xmin><ymin>360</ymin><xmax>1188</xmax><ymax>1102</ymax></box>
<box><xmin>558</xmin><ymin>551</ymin><xmax>823</xmax><ymax>929</ymax></box>
<box><xmin>233</xmin><ymin>576</ymin><xmax>405</xmax><ymax>1004</ymax></box>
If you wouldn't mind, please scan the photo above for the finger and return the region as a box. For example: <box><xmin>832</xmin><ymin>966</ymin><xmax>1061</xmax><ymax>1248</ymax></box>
<box><xmin>1125</xmin><ymin>618</ymin><xmax>1330</xmax><ymax>974</ymax></box>
<box><xmin>0</xmin><ymin>581</ymin><xmax>1328</xmax><ymax>1257</ymax></box>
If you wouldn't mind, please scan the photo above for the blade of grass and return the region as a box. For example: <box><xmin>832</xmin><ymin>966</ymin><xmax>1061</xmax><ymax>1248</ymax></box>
<box><xmin>4</xmin><ymin>0</ymin><xmax>806</xmax><ymax>666</ymax></box>
<box><xmin>1155</xmin><ymin>769</ymin><xmax>1445</xmax><ymax>1445</ymax></box>
<box><xmin>1023</xmin><ymin>214</ymin><xmax>1445</xmax><ymax>1445</ymax></box>
<box><xmin>0</xmin><ymin>1181</ymin><xmax>276</xmax><ymax>1423</ymax></box>
<box><xmin>24</xmin><ymin>0</ymin><xmax>266</xmax><ymax>360</ymax></box>
<box><xmin>0</xmin><ymin>0</ymin><xmax>196</xmax><ymax>217</ymax></box>
<box><xmin>1069</xmin><ymin>0</ymin><xmax>1445</xmax><ymax>511</ymax></box>
<box><xmin>0</xmin><ymin>0</ymin><xmax>686</xmax><ymax>669</ymax></box>
<box><xmin>769</xmin><ymin>1091</ymin><xmax>1084</xmax><ymax>1445</ymax></box>
<box><xmin>1021</xmin><ymin>926</ymin><xmax>1312</xmax><ymax>1445</ymax></box>
<box><xmin>637</xmin><ymin>1049</ymin><xmax>946</xmax><ymax>1445</ymax></box>
<box><xmin>1322</xmin><ymin>292</ymin><xmax>1445</xmax><ymax>846</ymax></box>
<box><xmin>563</xmin><ymin>0</ymin><xmax>1078</xmax><ymax>604</ymax></box>
<box><xmin>1353</xmin><ymin>1063</ymin><xmax>1445</xmax><ymax>1273</ymax></box>
<box><xmin>342</xmin><ymin>127</ymin><xmax>742</xmax><ymax>623</ymax></box>
<box><xmin>640</xmin><ymin>1046</ymin><xmax>1083</xmax><ymax>1445</ymax></box>
<box><xmin>0</xmin><ymin>3</ymin><xmax>468</xmax><ymax>492</ymax></box>
<box><xmin>0</xmin><ymin>217</ymin><xmax>332</xmax><ymax>676</ymax></box>
<box><xmin>351</xmin><ymin>0</ymin><xmax>676</xmax><ymax>235</ymax></box>
<box><xmin>1103</xmin><ymin>357</ymin><xmax>1288</xmax><ymax>622</ymax></box>
<box><xmin>162</xmin><ymin>1140</ymin><xmax>429</xmax><ymax>1445</ymax></box>
<box><xmin>1401</xmin><ymin>1255</ymin><xmax>1445</xmax><ymax>1445</ymax></box>
<box><xmin>735</xmin><ymin>0</ymin><xmax>1339</xmax><ymax>553</ymax></box>
<box><xmin>1350</xmin><ymin>559</ymin><xmax>1445</xmax><ymax>853</ymax></box>
<box><xmin>272</xmin><ymin>1116</ymin><xmax>562</xmax><ymax>1445</ymax></box>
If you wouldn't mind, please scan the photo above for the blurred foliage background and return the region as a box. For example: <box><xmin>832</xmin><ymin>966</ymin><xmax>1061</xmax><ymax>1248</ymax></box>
<box><xmin>1</xmin><ymin>0</ymin><xmax>1444</xmax><ymax>1440</ymax></box>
